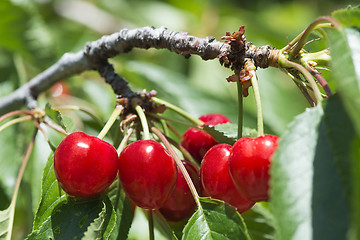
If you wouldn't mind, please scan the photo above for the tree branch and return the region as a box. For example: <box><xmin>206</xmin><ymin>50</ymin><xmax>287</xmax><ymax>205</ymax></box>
<box><xmin>0</xmin><ymin>26</ymin><xmax>229</xmax><ymax>115</ymax></box>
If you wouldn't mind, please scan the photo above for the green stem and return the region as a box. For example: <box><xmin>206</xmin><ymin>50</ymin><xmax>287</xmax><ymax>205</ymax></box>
<box><xmin>250</xmin><ymin>71</ymin><xmax>264</xmax><ymax>136</ymax></box>
<box><xmin>135</xmin><ymin>105</ymin><xmax>150</xmax><ymax>140</ymax></box>
<box><xmin>160</xmin><ymin>119</ymin><xmax>170</xmax><ymax>136</ymax></box>
<box><xmin>97</xmin><ymin>106</ymin><xmax>123</xmax><ymax>140</ymax></box>
<box><xmin>284</xmin><ymin>60</ymin><xmax>322</xmax><ymax>105</ymax></box>
<box><xmin>148</xmin><ymin>210</ymin><xmax>155</xmax><ymax>240</ymax></box>
<box><xmin>164</xmin><ymin>135</ymin><xmax>200</xmax><ymax>169</ymax></box>
<box><xmin>152</xmin><ymin>97</ymin><xmax>203</xmax><ymax>126</ymax></box>
<box><xmin>146</xmin><ymin>112</ymin><xmax>198</xmax><ymax>128</ymax></box>
<box><xmin>117</xmin><ymin>127</ymin><xmax>134</xmax><ymax>154</ymax></box>
<box><xmin>287</xmin><ymin>72</ymin><xmax>316</xmax><ymax>106</ymax></box>
<box><xmin>165</xmin><ymin>122</ymin><xmax>182</xmax><ymax>140</ymax></box>
<box><xmin>289</xmin><ymin>17</ymin><xmax>341</xmax><ymax>57</ymax></box>
<box><xmin>237</xmin><ymin>82</ymin><xmax>243</xmax><ymax>139</ymax></box>
<box><xmin>0</xmin><ymin>115</ymin><xmax>32</xmax><ymax>132</ymax></box>
<box><xmin>151</xmin><ymin>126</ymin><xmax>201</xmax><ymax>208</ymax></box>
<box><xmin>113</xmin><ymin>180</ymin><xmax>122</xmax><ymax>211</ymax></box>
<box><xmin>0</xmin><ymin>110</ymin><xmax>32</xmax><ymax>123</ymax></box>
<box><xmin>8</xmin><ymin>128</ymin><xmax>38</xmax><ymax>240</ymax></box>
<box><xmin>43</xmin><ymin>120</ymin><xmax>69</xmax><ymax>136</ymax></box>
<box><xmin>281</xmin><ymin>20</ymin><xmax>337</xmax><ymax>52</ymax></box>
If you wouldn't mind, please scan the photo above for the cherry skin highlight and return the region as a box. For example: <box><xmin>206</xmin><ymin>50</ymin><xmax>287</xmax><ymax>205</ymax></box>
<box><xmin>200</xmin><ymin>144</ymin><xmax>254</xmax><ymax>213</ymax></box>
<box><xmin>181</xmin><ymin>113</ymin><xmax>231</xmax><ymax>163</ymax></box>
<box><xmin>159</xmin><ymin>161</ymin><xmax>199</xmax><ymax>222</ymax></box>
<box><xmin>118</xmin><ymin>140</ymin><xmax>178</xmax><ymax>210</ymax></box>
<box><xmin>228</xmin><ymin>134</ymin><xmax>279</xmax><ymax>202</ymax></box>
<box><xmin>54</xmin><ymin>132</ymin><xmax>118</xmax><ymax>198</ymax></box>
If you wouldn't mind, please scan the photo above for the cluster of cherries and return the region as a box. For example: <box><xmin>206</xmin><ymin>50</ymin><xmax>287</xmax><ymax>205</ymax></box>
<box><xmin>54</xmin><ymin>113</ymin><xmax>278</xmax><ymax>222</ymax></box>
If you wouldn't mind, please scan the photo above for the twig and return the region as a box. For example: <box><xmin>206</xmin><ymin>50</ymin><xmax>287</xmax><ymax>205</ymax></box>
<box><xmin>7</xmin><ymin>128</ymin><xmax>38</xmax><ymax>240</ymax></box>
<box><xmin>0</xmin><ymin>27</ymin><xmax>229</xmax><ymax>114</ymax></box>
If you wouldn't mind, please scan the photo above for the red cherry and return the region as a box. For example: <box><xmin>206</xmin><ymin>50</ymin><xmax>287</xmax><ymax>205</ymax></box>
<box><xmin>228</xmin><ymin>134</ymin><xmax>279</xmax><ymax>202</ymax></box>
<box><xmin>200</xmin><ymin>144</ymin><xmax>254</xmax><ymax>213</ymax></box>
<box><xmin>54</xmin><ymin>132</ymin><xmax>118</xmax><ymax>198</ymax></box>
<box><xmin>198</xmin><ymin>113</ymin><xmax>231</xmax><ymax>126</ymax></box>
<box><xmin>159</xmin><ymin>161</ymin><xmax>199</xmax><ymax>222</ymax></box>
<box><xmin>118</xmin><ymin>140</ymin><xmax>177</xmax><ymax>210</ymax></box>
<box><xmin>51</xmin><ymin>81</ymin><xmax>71</xmax><ymax>97</ymax></box>
<box><xmin>181</xmin><ymin>113</ymin><xmax>231</xmax><ymax>162</ymax></box>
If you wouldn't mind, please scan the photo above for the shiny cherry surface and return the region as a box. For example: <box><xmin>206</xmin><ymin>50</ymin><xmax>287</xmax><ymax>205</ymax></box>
<box><xmin>118</xmin><ymin>140</ymin><xmax>177</xmax><ymax>210</ymax></box>
<box><xmin>159</xmin><ymin>161</ymin><xmax>199</xmax><ymax>222</ymax></box>
<box><xmin>228</xmin><ymin>134</ymin><xmax>279</xmax><ymax>202</ymax></box>
<box><xmin>200</xmin><ymin>144</ymin><xmax>254</xmax><ymax>213</ymax></box>
<box><xmin>181</xmin><ymin>113</ymin><xmax>231</xmax><ymax>163</ymax></box>
<box><xmin>54</xmin><ymin>132</ymin><xmax>118</xmax><ymax>198</ymax></box>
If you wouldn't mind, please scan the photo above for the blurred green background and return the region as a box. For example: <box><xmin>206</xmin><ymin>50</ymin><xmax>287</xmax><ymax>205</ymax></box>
<box><xmin>0</xmin><ymin>0</ymin><xmax>355</xmax><ymax>239</ymax></box>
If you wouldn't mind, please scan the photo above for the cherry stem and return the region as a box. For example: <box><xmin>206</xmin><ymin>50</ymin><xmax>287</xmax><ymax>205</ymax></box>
<box><xmin>148</xmin><ymin>210</ymin><xmax>155</xmax><ymax>240</ymax></box>
<box><xmin>164</xmin><ymin>134</ymin><xmax>200</xmax><ymax>169</ymax></box>
<box><xmin>159</xmin><ymin>119</ymin><xmax>170</xmax><ymax>136</ymax></box>
<box><xmin>117</xmin><ymin>127</ymin><xmax>134</xmax><ymax>154</ymax></box>
<box><xmin>0</xmin><ymin>115</ymin><xmax>32</xmax><ymax>133</ymax></box>
<box><xmin>291</xmin><ymin>76</ymin><xmax>316</xmax><ymax>106</ymax></box>
<box><xmin>135</xmin><ymin>105</ymin><xmax>150</xmax><ymax>140</ymax></box>
<box><xmin>165</xmin><ymin>122</ymin><xmax>182</xmax><ymax>140</ymax></box>
<box><xmin>282</xmin><ymin>23</ymin><xmax>332</xmax><ymax>52</ymax></box>
<box><xmin>304</xmin><ymin>63</ymin><xmax>333</xmax><ymax>97</ymax></box>
<box><xmin>288</xmin><ymin>17</ymin><xmax>341</xmax><ymax>57</ymax></box>
<box><xmin>53</xmin><ymin>105</ymin><xmax>104</xmax><ymax>127</ymax></box>
<box><xmin>237</xmin><ymin>81</ymin><xmax>243</xmax><ymax>139</ymax></box>
<box><xmin>284</xmin><ymin>59</ymin><xmax>322</xmax><ymax>105</ymax></box>
<box><xmin>146</xmin><ymin>112</ymin><xmax>198</xmax><ymax>128</ymax></box>
<box><xmin>250</xmin><ymin>71</ymin><xmax>264</xmax><ymax>136</ymax></box>
<box><xmin>8</xmin><ymin>128</ymin><xmax>38</xmax><ymax>240</ymax></box>
<box><xmin>97</xmin><ymin>105</ymin><xmax>123</xmax><ymax>140</ymax></box>
<box><xmin>152</xmin><ymin>97</ymin><xmax>203</xmax><ymax>126</ymax></box>
<box><xmin>33</xmin><ymin>120</ymin><xmax>57</xmax><ymax>152</ymax></box>
<box><xmin>151</xmin><ymin>126</ymin><xmax>201</xmax><ymax>208</ymax></box>
<box><xmin>0</xmin><ymin>110</ymin><xmax>33</xmax><ymax>123</ymax></box>
<box><xmin>43</xmin><ymin>120</ymin><xmax>69</xmax><ymax>136</ymax></box>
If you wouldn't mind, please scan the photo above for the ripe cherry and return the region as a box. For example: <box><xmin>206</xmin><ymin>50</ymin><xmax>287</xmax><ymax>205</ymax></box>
<box><xmin>159</xmin><ymin>161</ymin><xmax>199</xmax><ymax>222</ymax></box>
<box><xmin>118</xmin><ymin>140</ymin><xmax>177</xmax><ymax>210</ymax></box>
<box><xmin>200</xmin><ymin>144</ymin><xmax>254</xmax><ymax>213</ymax></box>
<box><xmin>181</xmin><ymin>113</ymin><xmax>231</xmax><ymax>163</ymax></box>
<box><xmin>54</xmin><ymin>132</ymin><xmax>118</xmax><ymax>198</ymax></box>
<box><xmin>228</xmin><ymin>134</ymin><xmax>279</xmax><ymax>202</ymax></box>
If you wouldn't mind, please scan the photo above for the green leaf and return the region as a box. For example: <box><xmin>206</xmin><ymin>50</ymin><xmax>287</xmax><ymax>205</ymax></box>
<box><xmin>332</xmin><ymin>5</ymin><xmax>360</xmax><ymax>28</ymax></box>
<box><xmin>311</xmin><ymin>109</ymin><xmax>349</xmax><ymax>239</ymax></box>
<box><xmin>351</xmin><ymin>138</ymin><xmax>360</xmax><ymax>240</ymax></box>
<box><xmin>153</xmin><ymin>211</ymin><xmax>179</xmax><ymax>240</ymax></box>
<box><xmin>203</xmin><ymin>123</ymin><xmax>238</xmax><ymax>145</ymax></box>
<box><xmin>0</xmin><ymin>203</ymin><xmax>15</xmax><ymax>240</ymax></box>
<box><xmin>45</xmin><ymin>103</ymin><xmax>70</xmax><ymax>132</ymax></box>
<box><xmin>323</xmin><ymin>94</ymin><xmax>357</xmax><ymax>201</ymax></box>
<box><xmin>323</xmin><ymin>95</ymin><xmax>360</xmax><ymax>240</ymax></box>
<box><xmin>329</xmin><ymin>10</ymin><xmax>360</xmax><ymax>134</ymax></box>
<box><xmin>182</xmin><ymin>197</ymin><xmax>251</xmax><ymax>240</ymax></box>
<box><xmin>203</xmin><ymin>123</ymin><xmax>257</xmax><ymax>145</ymax></box>
<box><xmin>242</xmin><ymin>203</ymin><xmax>275</xmax><ymax>240</ymax></box>
<box><xmin>270</xmin><ymin>103</ymin><xmax>351</xmax><ymax>240</ymax></box>
<box><xmin>82</xmin><ymin>197</ymin><xmax>116</xmax><ymax>240</ymax></box>
<box><xmin>33</xmin><ymin>153</ymin><xmax>66</xmax><ymax>230</ymax></box>
<box><xmin>108</xmin><ymin>187</ymin><xmax>134</xmax><ymax>240</ymax></box>
<box><xmin>270</xmin><ymin>106</ymin><xmax>323</xmax><ymax>240</ymax></box>
<box><xmin>26</xmin><ymin>197</ymin><xmax>112</xmax><ymax>240</ymax></box>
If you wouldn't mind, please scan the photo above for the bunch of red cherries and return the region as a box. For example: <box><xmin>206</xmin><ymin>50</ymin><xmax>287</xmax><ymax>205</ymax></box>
<box><xmin>54</xmin><ymin>113</ymin><xmax>278</xmax><ymax>222</ymax></box>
